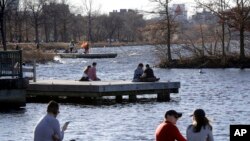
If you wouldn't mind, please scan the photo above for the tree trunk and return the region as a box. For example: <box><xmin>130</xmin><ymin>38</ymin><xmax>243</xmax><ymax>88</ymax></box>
<box><xmin>239</xmin><ymin>24</ymin><xmax>245</xmax><ymax>60</ymax></box>
<box><xmin>25</xmin><ymin>20</ymin><xmax>29</xmax><ymax>42</ymax></box>
<box><xmin>222</xmin><ymin>22</ymin><xmax>225</xmax><ymax>57</ymax></box>
<box><xmin>166</xmin><ymin>0</ymin><xmax>172</xmax><ymax>62</ymax></box>
<box><xmin>44</xmin><ymin>20</ymin><xmax>49</xmax><ymax>42</ymax></box>
<box><xmin>53</xmin><ymin>17</ymin><xmax>58</xmax><ymax>42</ymax></box>
<box><xmin>35</xmin><ymin>18</ymin><xmax>39</xmax><ymax>43</ymax></box>
<box><xmin>0</xmin><ymin>11</ymin><xmax>7</xmax><ymax>51</ymax></box>
<box><xmin>63</xmin><ymin>21</ymin><xmax>67</xmax><ymax>42</ymax></box>
<box><xmin>87</xmin><ymin>13</ymin><xmax>92</xmax><ymax>42</ymax></box>
<box><xmin>18</xmin><ymin>19</ymin><xmax>22</xmax><ymax>42</ymax></box>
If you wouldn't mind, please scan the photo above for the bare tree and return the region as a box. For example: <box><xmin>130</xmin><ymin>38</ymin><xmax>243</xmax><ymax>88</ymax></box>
<box><xmin>27</xmin><ymin>0</ymin><xmax>48</xmax><ymax>44</ymax></box>
<box><xmin>0</xmin><ymin>0</ymin><xmax>18</xmax><ymax>50</ymax></box>
<box><xmin>149</xmin><ymin>0</ymin><xmax>175</xmax><ymax>62</ymax></box>
<box><xmin>195</xmin><ymin>0</ymin><xmax>250</xmax><ymax>60</ymax></box>
<box><xmin>82</xmin><ymin>0</ymin><xmax>100</xmax><ymax>42</ymax></box>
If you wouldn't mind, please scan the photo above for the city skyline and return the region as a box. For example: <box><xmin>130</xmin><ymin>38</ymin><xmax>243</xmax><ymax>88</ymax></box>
<box><xmin>73</xmin><ymin>0</ymin><xmax>196</xmax><ymax>18</ymax></box>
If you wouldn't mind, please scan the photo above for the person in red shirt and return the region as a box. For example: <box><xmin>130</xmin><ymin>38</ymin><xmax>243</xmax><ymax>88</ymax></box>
<box><xmin>87</xmin><ymin>62</ymin><xmax>101</xmax><ymax>81</ymax></box>
<box><xmin>155</xmin><ymin>110</ymin><xmax>187</xmax><ymax>141</ymax></box>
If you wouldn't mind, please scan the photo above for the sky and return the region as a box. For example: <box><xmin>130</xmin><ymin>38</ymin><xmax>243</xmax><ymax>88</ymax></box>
<box><xmin>72</xmin><ymin>0</ymin><xmax>197</xmax><ymax>18</ymax></box>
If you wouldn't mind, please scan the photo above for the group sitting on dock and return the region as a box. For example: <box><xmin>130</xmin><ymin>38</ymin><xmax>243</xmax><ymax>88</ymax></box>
<box><xmin>79</xmin><ymin>62</ymin><xmax>101</xmax><ymax>81</ymax></box>
<box><xmin>133</xmin><ymin>63</ymin><xmax>160</xmax><ymax>82</ymax></box>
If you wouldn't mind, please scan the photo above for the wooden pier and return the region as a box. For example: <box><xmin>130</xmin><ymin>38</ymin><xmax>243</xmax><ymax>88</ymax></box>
<box><xmin>57</xmin><ymin>53</ymin><xmax>117</xmax><ymax>58</ymax></box>
<box><xmin>0</xmin><ymin>50</ymin><xmax>28</xmax><ymax>108</ymax></box>
<box><xmin>27</xmin><ymin>80</ymin><xmax>180</xmax><ymax>104</ymax></box>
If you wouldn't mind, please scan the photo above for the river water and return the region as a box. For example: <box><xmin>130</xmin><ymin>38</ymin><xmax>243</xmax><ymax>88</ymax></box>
<box><xmin>1</xmin><ymin>45</ymin><xmax>250</xmax><ymax>141</ymax></box>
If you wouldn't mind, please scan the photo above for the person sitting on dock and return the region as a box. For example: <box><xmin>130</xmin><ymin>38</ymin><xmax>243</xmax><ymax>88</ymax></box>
<box><xmin>79</xmin><ymin>65</ymin><xmax>91</xmax><ymax>81</ymax></box>
<box><xmin>140</xmin><ymin>64</ymin><xmax>160</xmax><ymax>82</ymax></box>
<box><xmin>87</xmin><ymin>62</ymin><xmax>101</xmax><ymax>81</ymax></box>
<box><xmin>132</xmin><ymin>63</ymin><xmax>144</xmax><ymax>82</ymax></box>
<box><xmin>34</xmin><ymin>100</ymin><xmax>69</xmax><ymax>141</ymax></box>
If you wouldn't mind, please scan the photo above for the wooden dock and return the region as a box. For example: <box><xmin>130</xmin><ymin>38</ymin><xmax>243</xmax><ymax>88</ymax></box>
<box><xmin>57</xmin><ymin>53</ymin><xmax>117</xmax><ymax>58</ymax></box>
<box><xmin>27</xmin><ymin>80</ymin><xmax>180</xmax><ymax>104</ymax></box>
<box><xmin>0</xmin><ymin>78</ymin><xmax>28</xmax><ymax>108</ymax></box>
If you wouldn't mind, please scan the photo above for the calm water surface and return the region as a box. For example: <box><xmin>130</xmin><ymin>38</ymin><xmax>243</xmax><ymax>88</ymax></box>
<box><xmin>1</xmin><ymin>46</ymin><xmax>250</xmax><ymax>141</ymax></box>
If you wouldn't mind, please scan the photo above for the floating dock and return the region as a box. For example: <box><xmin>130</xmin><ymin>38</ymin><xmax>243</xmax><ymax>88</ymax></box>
<box><xmin>27</xmin><ymin>80</ymin><xmax>180</xmax><ymax>104</ymax></box>
<box><xmin>0</xmin><ymin>78</ymin><xmax>28</xmax><ymax>108</ymax></box>
<box><xmin>57</xmin><ymin>53</ymin><xmax>117</xmax><ymax>58</ymax></box>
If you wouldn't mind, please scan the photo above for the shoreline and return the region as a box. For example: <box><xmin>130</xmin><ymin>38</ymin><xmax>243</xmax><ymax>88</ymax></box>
<box><xmin>2</xmin><ymin>42</ymin><xmax>250</xmax><ymax>68</ymax></box>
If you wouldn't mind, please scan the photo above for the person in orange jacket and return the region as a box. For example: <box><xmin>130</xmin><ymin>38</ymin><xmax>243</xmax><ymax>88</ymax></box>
<box><xmin>81</xmin><ymin>41</ymin><xmax>89</xmax><ymax>54</ymax></box>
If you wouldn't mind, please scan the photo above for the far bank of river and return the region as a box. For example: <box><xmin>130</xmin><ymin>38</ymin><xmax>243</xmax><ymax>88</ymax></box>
<box><xmin>2</xmin><ymin>42</ymin><xmax>250</xmax><ymax>68</ymax></box>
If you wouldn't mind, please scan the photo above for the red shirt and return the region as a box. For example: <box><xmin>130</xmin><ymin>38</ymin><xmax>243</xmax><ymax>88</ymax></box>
<box><xmin>87</xmin><ymin>67</ymin><xmax>97</xmax><ymax>80</ymax></box>
<box><xmin>155</xmin><ymin>121</ymin><xmax>187</xmax><ymax>141</ymax></box>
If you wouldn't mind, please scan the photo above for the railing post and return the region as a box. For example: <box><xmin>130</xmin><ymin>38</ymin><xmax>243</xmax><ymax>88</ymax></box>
<box><xmin>19</xmin><ymin>50</ymin><xmax>23</xmax><ymax>78</ymax></box>
<box><xmin>33</xmin><ymin>60</ymin><xmax>36</xmax><ymax>82</ymax></box>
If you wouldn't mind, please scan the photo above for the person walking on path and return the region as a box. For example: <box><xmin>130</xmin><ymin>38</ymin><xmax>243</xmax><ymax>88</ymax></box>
<box><xmin>68</xmin><ymin>41</ymin><xmax>75</xmax><ymax>53</ymax></box>
<box><xmin>87</xmin><ymin>62</ymin><xmax>101</xmax><ymax>81</ymax></box>
<box><xmin>132</xmin><ymin>63</ymin><xmax>144</xmax><ymax>82</ymax></box>
<box><xmin>34</xmin><ymin>100</ymin><xmax>69</xmax><ymax>141</ymax></box>
<box><xmin>186</xmin><ymin>109</ymin><xmax>214</xmax><ymax>141</ymax></box>
<box><xmin>155</xmin><ymin>110</ymin><xmax>187</xmax><ymax>141</ymax></box>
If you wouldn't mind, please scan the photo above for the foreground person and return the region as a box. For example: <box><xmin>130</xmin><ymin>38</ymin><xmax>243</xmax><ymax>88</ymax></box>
<box><xmin>186</xmin><ymin>109</ymin><xmax>214</xmax><ymax>141</ymax></box>
<box><xmin>34</xmin><ymin>101</ymin><xmax>69</xmax><ymax>141</ymax></box>
<box><xmin>155</xmin><ymin>110</ymin><xmax>186</xmax><ymax>141</ymax></box>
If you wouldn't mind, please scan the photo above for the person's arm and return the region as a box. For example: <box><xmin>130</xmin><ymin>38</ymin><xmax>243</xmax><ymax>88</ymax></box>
<box><xmin>173</xmin><ymin>126</ymin><xmax>187</xmax><ymax>141</ymax></box>
<box><xmin>93</xmin><ymin>68</ymin><xmax>97</xmax><ymax>80</ymax></box>
<box><xmin>207</xmin><ymin>129</ymin><xmax>214</xmax><ymax>141</ymax></box>
<box><xmin>53</xmin><ymin>120</ymin><xmax>64</xmax><ymax>141</ymax></box>
<box><xmin>186</xmin><ymin>125</ymin><xmax>193</xmax><ymax>141</ymax></box>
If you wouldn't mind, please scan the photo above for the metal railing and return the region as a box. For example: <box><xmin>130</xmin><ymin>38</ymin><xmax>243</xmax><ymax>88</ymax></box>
<box><xmin>23</xmin><ymin>60</ymin><xmax>36</xmax><ymax>82</ymax></box>
<box><xmin>0</xmin><ymin>50</ymin><xmax>23</xmax><ymax>78</ymax></box>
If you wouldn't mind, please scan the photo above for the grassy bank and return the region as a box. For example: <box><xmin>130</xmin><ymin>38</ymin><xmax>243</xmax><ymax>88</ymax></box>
<box><xmin>159</xmin><ymin>55</ymin><xmax>250</xmax><ymax>69</ymax></box>
<box><xmin>1</xmin><ymin>42</ymin><xmax>147</xmax><ymax>63</ymax></box>
<box><xmin>2</xmin><ymin>43</ymin><xmax>55</xmax><ymax>64</ymax></box>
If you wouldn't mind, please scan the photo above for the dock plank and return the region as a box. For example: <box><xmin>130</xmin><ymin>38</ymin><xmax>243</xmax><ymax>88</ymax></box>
<box><xmin>27</xmin><ymin>80</ymin><xmax>180</xmax><ymax>102</ymax></box>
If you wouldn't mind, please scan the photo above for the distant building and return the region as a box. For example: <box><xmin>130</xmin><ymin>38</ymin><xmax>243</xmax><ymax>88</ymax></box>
<box><xmin>191</xmin><ymin>9</ymin><xmax>218</xmax><ymax>24</ymax></box>
<box><xmin>109</xmin><ymin>9</ymin><xmax>139</xmax><ymax>16</ymax></box>
<box><xmin>158</xmin><ymin>4</ymin><xmax>188</xmax><ymax>23</ymax></box>
<box><xmin>170</xmin><ymin>4</ymin><xmax>188</xmax><ymax>22</ymax></box>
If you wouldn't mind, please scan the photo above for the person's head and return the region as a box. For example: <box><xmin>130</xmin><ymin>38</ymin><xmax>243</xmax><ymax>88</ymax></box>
<box><xmin>191</xmin><ymin>109</ymin><xmax>212</xmax><ymax>132</ymax></box>
<box><xmin>146</xmin><ymin>64</ymin><xmax>150</xmax><ymax>68</ymax></box>
<box><xmin>138</xmin><ymin>63</ymin><xmax>143</xmax><ymax>68</ymax></box>
<box><xmin>47</xmin><ymin>100</ymin><xmax>59</xmax><ymax>117</ymax></box>
<box><xmin>165</xmin><ymin>110</ymin><xmax>182</xmax><ymax>124</ymax></box>
<box><xmin>84</xmin><ymin>65</ymin><xmax>91</xmax><ymax>73</ymax></box>
<box><xmin>92</xmin><ymin>62</ymin><xmax>97</xmax><ymax>67</ymax></box>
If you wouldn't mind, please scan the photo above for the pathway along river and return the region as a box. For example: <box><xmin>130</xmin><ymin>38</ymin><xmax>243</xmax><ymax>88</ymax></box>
<box><xmin>1</xmin><ymin>45</ymin><xmax>250</xmax><ymax>141</ymax></box>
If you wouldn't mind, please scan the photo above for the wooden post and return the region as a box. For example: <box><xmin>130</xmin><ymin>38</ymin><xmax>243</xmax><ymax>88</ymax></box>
<box><xmin>157</xmin><ymin>90</ymin><xmax>170</xmax><ymax>102</ymax></box>
<box><xmin>116</xmin><ymin>95</ymin><xmax>123</xmax><ymax>103</ymax></box>
<box><xmin>129</xmin><ymin>94</ymin><xmax>137</xmax><ymax>102</ymax></box>
<box><xmin>33</xmin><ymin>60</ymin><xmax>36</xmax><ymax>82</ymax></box>
<box><xmin>94</xmin><ymin>96</ymin><xmax>103</xmax><ymax>105</ymax></box>
<box><xmin>19</xmin><ymin>50</ymin><xmax>23</xmax><ymax>78</ymax></box>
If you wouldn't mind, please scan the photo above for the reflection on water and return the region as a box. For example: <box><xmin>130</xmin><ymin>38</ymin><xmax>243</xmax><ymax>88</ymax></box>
<box><xmin>1</xmin><ymin>46</ymin><xmax>250</xmax><ymax>141</ymax></box>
